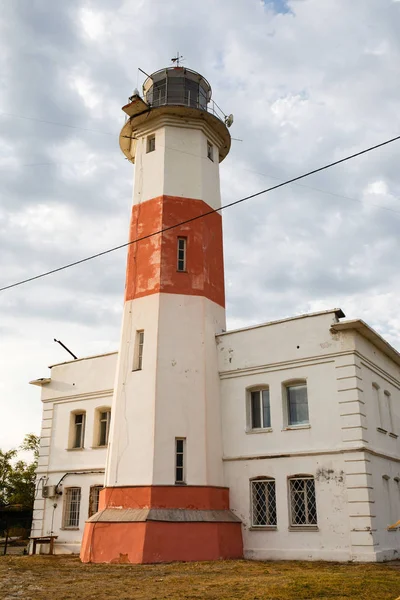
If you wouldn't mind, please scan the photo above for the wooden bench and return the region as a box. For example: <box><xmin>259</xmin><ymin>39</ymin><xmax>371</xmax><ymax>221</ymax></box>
<box><xmin>30</xmin><ymin>535</ymin><xmax>58</xmax><ymax>555</ymax></box>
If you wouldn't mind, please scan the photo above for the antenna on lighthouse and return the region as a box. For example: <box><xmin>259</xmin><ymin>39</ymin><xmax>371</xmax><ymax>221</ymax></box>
<box><xmin>171</xmin><ymin>52</ymin><xmax>184</xmax><ymax>67</ymax></box>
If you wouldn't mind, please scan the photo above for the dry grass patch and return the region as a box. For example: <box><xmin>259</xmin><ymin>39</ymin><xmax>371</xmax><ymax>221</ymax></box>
<box><xmin>0</xmin><ymin>556</ymin><xmax>400</xmax><ymax>599</ymax></box>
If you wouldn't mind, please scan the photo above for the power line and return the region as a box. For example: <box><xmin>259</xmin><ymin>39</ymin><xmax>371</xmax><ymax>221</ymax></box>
<box><xmin>1</xmin><ymin>132</ymin><xmax>400</xmax><ymax>293</ymax></box>
<box><xmin>0</xmin><ymin>112</ymin><xmax>115</xmax><ymax>136</ymax></box>
<box><xmin>245</xmin><ymin>168</ymin><xmax>400</xmax><ymax>216</ymax></box>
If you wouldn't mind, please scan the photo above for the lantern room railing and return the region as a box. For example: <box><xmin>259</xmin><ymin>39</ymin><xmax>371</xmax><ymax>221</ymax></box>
<box><xmin>145</xmin><ymin>80</ymin><xmax>226</xmax><ymax>123</ymax></box>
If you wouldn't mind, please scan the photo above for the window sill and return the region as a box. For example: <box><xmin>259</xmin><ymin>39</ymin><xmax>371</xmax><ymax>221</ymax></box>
<box><xmin>289</xmin><ymin>526</ymin><xmax>319</xmax><ymax>532</ymax></box>
<box><xmin>377</xmin><ymin>427</ymin><xmax>387</xmax><ymax>435</ymax></box>
<box><xmin>176</xmin><ymin>270</ymin><xmax>188</xmax><ymax>273</ymax></box>
<box><xmin>389</xmin><ymin>432</ymin><xmax>399</xmax><ymax>439</ymax></box>
<box><xmin>282</xmin><ymin>424</ymin><xmax>311</xmax><ymax>431</ymax></box>
<box><xmin>91</xmin><ymin>445</ymin><xmax>108</xmax><ymax>450</ymax></box>
<box><xmin>66</xmin><ymin>447</ymin><xmax>85</xmax><ymax>451</ymax></box>
<box><xmin>174</xmin><ymin>482</ymin><xmax>187</xmax><ymax>486</ymax></box>
<box><xmin>246</xmin><ymin>427</ymin><xmax>273</xmax><ymax>435</ymax></box>
<box><xmin>249</xmin><ymin>526</ymin><xmax>277</xmax><ymax>531</ymax></box>
<box><xmin>132</xmin><ymin>368</ymin><xmax>142</xmax><ymax>372</ymax></box>
<box><xmin>60</xmin><ymin>527</ymin><xmax>80</xmax><ymax>531</ymax></box>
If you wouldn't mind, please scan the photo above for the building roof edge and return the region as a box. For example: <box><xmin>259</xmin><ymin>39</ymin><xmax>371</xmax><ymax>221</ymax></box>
<box><xmin>217</xmin><ymin>308</ymin><xmax>345</xmax><ymax>337</ymax></box>
<box><xmin>331</xmin><ymin>320</ymin><xmax>400</xmax><ymax>368</ymax></box>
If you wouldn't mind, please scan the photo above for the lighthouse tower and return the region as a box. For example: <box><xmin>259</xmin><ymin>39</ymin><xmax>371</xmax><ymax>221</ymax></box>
<box><xmin>80</xmin><ymin>65</ymin><xmax>243</xmax><ymax>564</ymax></box>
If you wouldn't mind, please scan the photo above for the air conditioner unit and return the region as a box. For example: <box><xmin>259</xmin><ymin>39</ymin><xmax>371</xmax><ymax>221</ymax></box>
<box><xmin>42</xmin><ymin>485</ymin><xmax>57</xmax><ymax>499</ymax></box>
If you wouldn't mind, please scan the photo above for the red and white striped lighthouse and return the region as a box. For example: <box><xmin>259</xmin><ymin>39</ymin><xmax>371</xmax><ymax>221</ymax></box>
<box><xmin>80</xmin><ymin>66</ymin><xmax>243</xmax><ymax>564</ymax></box>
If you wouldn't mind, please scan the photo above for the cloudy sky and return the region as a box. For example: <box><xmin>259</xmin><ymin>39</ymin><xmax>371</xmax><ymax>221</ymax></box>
<box><xmin>1</xmin><ymin>0</ymin><xmax>400</xmax><ymax>450</ymax></box>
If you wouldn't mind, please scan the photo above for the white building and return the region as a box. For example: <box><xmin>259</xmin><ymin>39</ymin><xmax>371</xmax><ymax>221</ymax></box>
<box><xmin>30</xmin><ymin>65</ymin><xmax>400</xmax><ymax>563</ymax></box>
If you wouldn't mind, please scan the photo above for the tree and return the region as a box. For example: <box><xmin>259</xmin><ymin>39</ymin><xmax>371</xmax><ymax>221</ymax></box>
<box><xmin>0</xmin><ymin>434</ymin><xmax>39</xmax><ymax>508</ymax></box>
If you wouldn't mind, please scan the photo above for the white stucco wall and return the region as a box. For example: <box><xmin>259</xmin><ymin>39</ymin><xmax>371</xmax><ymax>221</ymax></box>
<box><xmin>132</xmin><ymin>121</ymin><xmax>222</xmax><ymax>209</ymax></box>
<box><xmin>106</xmin><ymin>293</ymin><xmax>226</xmax><ymax>487</ymax></box>
<box><xmin>31</xmin><ymin>352</ymin><xmax>117</xmax><ymax>554</ymax></box>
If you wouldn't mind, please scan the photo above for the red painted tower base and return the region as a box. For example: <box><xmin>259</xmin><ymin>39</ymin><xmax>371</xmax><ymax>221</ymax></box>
<box><xmin>80</xmin><ymin>486</ymin><xmax>243</xmax><ymax>564</ymax></box>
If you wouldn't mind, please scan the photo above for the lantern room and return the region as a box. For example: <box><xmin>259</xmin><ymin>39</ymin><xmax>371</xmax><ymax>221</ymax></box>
<box><xmin>143</xmin><ymin>67</ymin><xmax>212</xmax><ymax>111</ymax></box>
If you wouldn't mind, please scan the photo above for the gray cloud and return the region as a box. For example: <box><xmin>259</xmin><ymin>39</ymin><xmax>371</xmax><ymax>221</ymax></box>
<box><xmin>1</xmin><ymin>0</ymin><xmax>400</xmax><ymax>449</ymax></box>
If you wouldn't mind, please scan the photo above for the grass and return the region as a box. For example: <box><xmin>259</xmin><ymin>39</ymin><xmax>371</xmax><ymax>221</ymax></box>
<box><xmin>0</xmin><ymin>556</ymin><xmax>400</xmax><ymax>600</ymax></box>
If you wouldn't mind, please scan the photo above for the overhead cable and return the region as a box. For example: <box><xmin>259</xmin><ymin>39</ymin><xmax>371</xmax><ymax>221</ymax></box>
<box><xmin>1</xmin><ymin>133</ymin><xmax>400</xmax><ymax>293</ymax></box>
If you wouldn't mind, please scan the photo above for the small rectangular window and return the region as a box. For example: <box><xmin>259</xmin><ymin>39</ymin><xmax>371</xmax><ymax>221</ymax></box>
<box><xmin>88</xmin><ymin>486</ymin><xmax>103</xmax><ymax>518</ymax></box>
<box><xmin>251</xmin><ymin>479</ymin><xmax>277</xmax><ymax>527</ymax></box>
<box><xmin>177</xmin><ymin>237</ymin><xmax>187</xmax><ymax>272</ymax></box>
<box><xmin>99</xmin><ymin>411</ymin><xmax>111</xmax><ymax>446</ymax></box>
<box><xmin>289</xmin><ymin>477</ymin><xmax>317</xmax><ymax>527</ymax></box>
<box><xmin>250</xmin><ymin>389</ymin><xmax>271</xmax><ymax>429</ymax></box>
<box><xmin>146</xmin><ymin>134</ymin><xmax>155</xmax><ymax>153</ymax></box>
<box><xmin>287</xmin><ymin>384</ymin><xmax>309</xmax><ymax>426</ymax></box>
<box><xmin>63</xmin><ymin>487</ymin><xmax>81</xmax><ymax>528</ymax></box>
<box><xmin>207</xmin><ymin>140</ymin><xmax>214</xmax><ymax>161</ymax></box>
<box><xmin>133</xmin><ymin>330</ymin><xmax>144</xmax><ymax>370</ymax></box>
<box><xmin>175</xmin><ymin>438</ymin><xmax>186</xmax><ymax>484</ymax></box>
<box><xmin>73</xmin><ymin>413</ymin><xmax>85</xmax><ymax>449</ymax></box>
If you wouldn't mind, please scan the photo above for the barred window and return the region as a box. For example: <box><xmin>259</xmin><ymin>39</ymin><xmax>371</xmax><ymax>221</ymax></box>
<box><xmin>63</xmin><ymin>487</ymin><xmax>81</xmax><ymax>528</ymax></box>
<box><xmin>289</xmin><ymin>477</ymin><xmax>317</xmax><ymax>527</ymax></box>
<box><xmin>250</xmin><ymin>389</ymin><xmax>271</xmax><ymax>429</ymax></box>
<box><xmin>251</xmin><ymin>478</ymin><xmax>277</xmax><ymax>527</ymax></box>
<box><xmin>88</xmin><ymin>485</ymin><xmax>103</xmax><ymax>517</ymax></box>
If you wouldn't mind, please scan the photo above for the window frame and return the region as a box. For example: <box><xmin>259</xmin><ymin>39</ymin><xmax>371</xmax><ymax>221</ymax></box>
<box><xmin>146</xmin><ymin>134</ymin><xmax>155</xmax><ymax>153</ymax></box>
<box><xmin>98</xmin><ymin>409</ymin><xmax>111</xmax><ymax>447</ymax></box>
<box><xmin>284</xmin><ymin>381</ymin><xmax>309</xmax><ymax>427</ymax></box>
<box><xmin>288</xmin><ymin>475</ymin><xmax>318</xmax><ymax>529</ymax></box>
<box><xmin>207</xmin><ymin>140</ymin><xmax>214</xmax><ymax>162</ymax></box>
<box><xmin>175</xmin><ymin>437</ymin><xmax>186</xmax><ymax>484</ymax></box>
<box><xmin>133</xmin><ymin>330</ymin><xmax>145</xmax><ymax>371</ymax></box>
<box><xmin>247</xmin><ymin>387</ymin><xmax>271</xmax><ymax>431</ymax></box>
<box><xmin>69</xmin><ymin>411</ymin><xmax>86</xmax><ymax>450</ymax></box>
<box><xmin>88</xmin><ymin>485</ymin><xmax>103</xmax><ymax>518</ymax></box>
<box><xmin>177</xmin><ymin>237</ymin><xmax>187</xmax><ymax>272</ymax></box>
<box><xmin>250</xmin><ymin>477</ymin><xmax>277</xmax><ymax>529</ymax></box>
<box><xmin>62</xmin><ymin>487</ymin><xmax>81</xmax><ymax>529</ymax></box>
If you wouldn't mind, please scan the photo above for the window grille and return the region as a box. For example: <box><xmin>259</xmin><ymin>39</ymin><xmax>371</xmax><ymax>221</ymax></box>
<box><xmin>63</xmin><ymin>487</ymin><xmax>81</xmax><ymax>528</ymax></box>
<box><xmin>289</xmin><ymin>477</ymin><xmax>317</xmax><ymax>526</ymax></box>
<box><xmin>250</xmin><ymin>389</ymin><xmax>271</xmax><ymax>429</ymax></box>
<box><xmin>287</xmin><ymin>383</ymin><xmax>309</xmax><ymax>426</ymax></box>
<box><xmin>177</xmin><ymin>237</ymin><xmax>187</xmax><ymax>272</ymax></box>
<box><xmin>73</xmin><ymin>413</ymin><xmax>85</xmax><ymax>448</ymax></box>
<box><xmin>88</xmin><ymin>486</ymin><xmax>102</xmax><ymax>517</ymax></box>
<box><xmin>251</xmin><ymin>479</ymin><xmax>277</xmax><ymax>527</ymax></box>
<box><xmin>175</xmin><ymin>438</ymin><xmax>186</xmax><ymax>483</ymax></box>
<box><xmin>99</xmin><ymin>410</ymin><xmax>111</xmax><ymax>446</ymax></box>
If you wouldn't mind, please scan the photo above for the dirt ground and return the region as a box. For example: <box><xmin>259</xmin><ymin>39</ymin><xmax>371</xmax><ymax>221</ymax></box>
<box><xmin>0</xmin><ymin>556</ymin><xmax>400</xmax><ymax>600</ymax></box>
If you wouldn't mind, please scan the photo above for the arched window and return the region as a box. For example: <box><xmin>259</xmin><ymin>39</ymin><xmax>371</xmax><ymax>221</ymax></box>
<box><xmin>93</xmin><ymin>407</ymin><xmax>111</xmax><ymax>447</ymax></box>
<box><xmin>288</xmin><ymin>475</ymin><xmax>317</xmax><ymax>527</ymax></box>
<box><xmin>247</xmin><ymin>386</ymin><xmax>271</xmax><ymax>430</ymax></box>
<box><xmin>384</xmin><ymin>391</ymin><xmax>394</xmax><ymax>434</ymax></box>
<box><xmin>68</xmin><ymin>411</ymin><xmax>86</xmax><ymax>449</ymax></box>
<box><xmin>284</xmin><ymin>380</ymin><xmax>309</xmax><ymax>426</ymax></box>
<box><xmin>250</xmin><ymin>477</ymin><xmax>277</xmax><ymax>527</ymax></box>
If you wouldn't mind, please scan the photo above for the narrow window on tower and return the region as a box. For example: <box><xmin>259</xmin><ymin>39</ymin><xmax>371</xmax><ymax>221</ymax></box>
<box><xmin>175</xmin><ymin>438</ymin><xmax>186</xmax><ymax>484</ymax></box>
<box><xmin>177</xmin><ymin>237</ymin><xmax>187</xmax><ymax>272</ymax></box>
<box><xmin>133</xmin><ymin>330</ymin><xmax>145</xmax><ymax>371</ymax></box>
<box><xmin>207</xmin><ymin>140</ymin><xmax>214</xmax><ymax>162</ymax></box>
<box><xmin>146</xmin><ymin>134</ymin><xmax>155</xmax><ymax>153</ymax></box>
